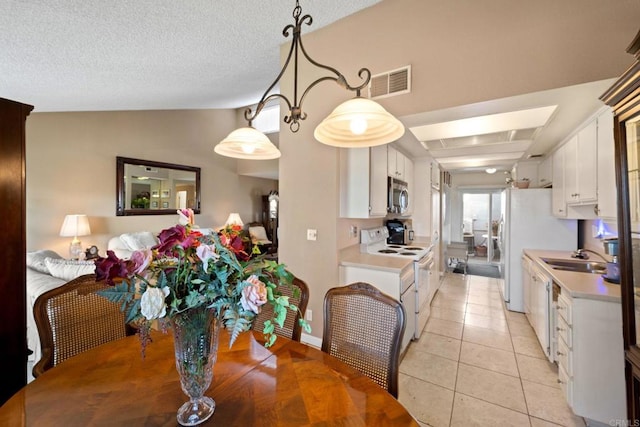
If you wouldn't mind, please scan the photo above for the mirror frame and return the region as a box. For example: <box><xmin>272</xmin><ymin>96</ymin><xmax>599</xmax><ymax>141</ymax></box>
<box><xmin>116</xmin><ymin>156</ymin><xmax>201</xmax><ymax>216</ymax></box>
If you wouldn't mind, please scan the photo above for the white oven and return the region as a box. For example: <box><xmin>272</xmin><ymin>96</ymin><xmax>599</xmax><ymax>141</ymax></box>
<box><xmin>415</xmin><ymin>250</ymin><xmax>435</xmax><ymax>340</ymax></box>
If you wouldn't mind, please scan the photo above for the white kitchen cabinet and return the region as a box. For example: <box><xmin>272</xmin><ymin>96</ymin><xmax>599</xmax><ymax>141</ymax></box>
<box><xmin>431</xmin><ymin>161</ymin><xmax>440</xmax><ymax>190</ymax></box>
<box><xmin>388</xmin><ymin>146</ymin><xmax>406</xmax><ymax>181</ymax></box>
<box><xmin>522</xmin><ymin>256</ymin><xmax>552</xmax><ymax>361</ymax></box>
<box><xmin>404</xmin><ymin>156</ymin><xmax>414</xmax><ymax>215</ymax></box>
<box><xmin>552</xmin><ymin>145</ymin><xmax>567</xmax><ymax>217</ymax></box>
<box><xmin>556</xmin><ymin>292</ymin><xmax>625</xmax><ymax>424</ymax></box>
<box><xmin>339</xmin><ymin>146</ymin><xmax>388</xmax><ymax>218</ymax></box>
<box><xmin>596</xmin><ymin>108</ymin><xmax>617</xmax><ymax>219</ymax></box>
<box><xmin>538</xmin><ymin>156</ymin><xmax>552</xmax><ymax>188</ymax></box>
<box><xmin>522</xmin><ymin>255</ymin><xmax>532</xmax><ymax>316</ymax></box>
<box><xmin>565</xmin><ymin>120</ymin><xmax>598</xmax><ymax>205</ymax></box>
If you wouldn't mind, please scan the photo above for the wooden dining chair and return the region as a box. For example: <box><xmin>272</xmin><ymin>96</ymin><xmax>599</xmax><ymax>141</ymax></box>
<box><xmin>321</xmin><ymin>282</ymin><xmax>406</xmax><ymax>398</ymax></box>
<box><xmin>33</xmin><ymin>274</ymin><xmax>133</xmax><ymax>377</ymax></box>
<box><xmin>252</xmin><ymin>275</ymin><xmax>309</xmax><ymax>342</ymax></box>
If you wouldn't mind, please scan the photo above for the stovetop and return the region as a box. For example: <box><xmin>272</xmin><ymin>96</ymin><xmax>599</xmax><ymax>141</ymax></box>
<box><xmin>360</xmin><ymin>227</ymin><xmax>429</xmax><ymax>260</ymax></box>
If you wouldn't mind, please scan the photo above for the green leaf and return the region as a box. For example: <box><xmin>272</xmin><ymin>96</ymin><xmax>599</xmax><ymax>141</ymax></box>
<box><xmin>265</xmin><ymin>333</ymin><xmax>277</xmax><ymax>348</ymax></box>
<box><xmin>263</xmin><ymin>320</ymin><xmax>275</xmax><ymax>334</ymax></box>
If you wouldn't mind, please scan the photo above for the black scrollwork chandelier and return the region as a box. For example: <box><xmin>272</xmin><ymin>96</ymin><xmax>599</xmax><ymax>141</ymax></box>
<box><xmin>215</xmin><ymin>1</ymin><xmax>405</xmax><ymax>160</ymax></box>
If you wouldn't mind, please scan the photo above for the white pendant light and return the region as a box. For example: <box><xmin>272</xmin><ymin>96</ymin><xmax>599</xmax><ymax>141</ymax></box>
<box><xmin>214</xmin><ymin>127</ymin><xmax>281</xmax><ymax>160</ymax></box>
<box><xmin>314</xmin><ymin>97</ymin><xmax>405</xmax><ymax>147</ymax></box>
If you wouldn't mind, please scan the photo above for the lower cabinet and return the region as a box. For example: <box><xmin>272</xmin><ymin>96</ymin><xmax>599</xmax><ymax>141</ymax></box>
<box><xmin>556</xmin><ymin>292</ymin><xmax>625</xmax><ymax>424</ymax></box>
<box><xmin>523</xmin><ymin>256</ymin><xmax>553</xmax><ymax>361</ymax></box>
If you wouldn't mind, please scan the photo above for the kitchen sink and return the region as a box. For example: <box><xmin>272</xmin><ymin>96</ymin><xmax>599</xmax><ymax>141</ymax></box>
<box><xmin>541</xmin><ymin>258</ymin><xmax>607</xmax><ymax>274</ymax></box>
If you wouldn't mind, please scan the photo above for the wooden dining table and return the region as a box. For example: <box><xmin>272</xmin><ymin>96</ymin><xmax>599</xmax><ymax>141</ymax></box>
<box><xmin>0</xmin><ymin>329</ymin><xmax>419</xmax><ymax>426</ymax></box>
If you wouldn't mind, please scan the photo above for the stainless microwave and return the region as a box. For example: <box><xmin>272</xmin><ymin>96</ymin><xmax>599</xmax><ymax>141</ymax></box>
<box><xmin>388</xmin><ymin>177</ymin><xmax>409</xmax><ymax>214</ymax></box>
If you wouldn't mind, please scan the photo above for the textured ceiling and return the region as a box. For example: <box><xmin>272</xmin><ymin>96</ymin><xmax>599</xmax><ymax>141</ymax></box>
<box><xmin>0</xmin><ymin>0</ymin><xmax>381</xmax><ymax>112</ymax></box>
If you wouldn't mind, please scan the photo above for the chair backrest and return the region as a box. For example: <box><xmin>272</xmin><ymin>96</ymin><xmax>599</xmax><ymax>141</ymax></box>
<box><xmin>252</xmin><ymin>275</ymin><xmax>309</xmax><ymax>342</ymax></box>
<box><xmin>33</xmin><ymin>274</ymin><xmax>130</xmax><ymax>377</ymax></box>
<box><xmin>321</xmin><ymin>282</ymin><xmax>406</xmax><ymax>398</ymax></box>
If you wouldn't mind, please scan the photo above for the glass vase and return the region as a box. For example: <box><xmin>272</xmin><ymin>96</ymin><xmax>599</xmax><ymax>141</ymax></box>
<box><xmin>170</xmin><ymin>306</ymin><xmax>220</xmax><ymax>426</ymax></box>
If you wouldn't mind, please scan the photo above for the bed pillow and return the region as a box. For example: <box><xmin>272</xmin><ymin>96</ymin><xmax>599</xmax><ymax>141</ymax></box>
<box><xmin>119</xmin><ymin>231</ymin><xmax>158</xmax><ymax>251</ymax></box>
<box><xmin>44</xmin><ymin>258</ymin><xmax>96</xmax><ymax>281</ymax></box>
<box><xmin>26</xmin><ymin>250</ymin><xmax>64</xmax><ymax>274</ymax></box>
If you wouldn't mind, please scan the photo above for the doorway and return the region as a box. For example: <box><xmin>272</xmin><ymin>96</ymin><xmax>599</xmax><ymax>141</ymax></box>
<box><xmin>461</xmin><ymin>190</ymin><xmax>502</xmax><ymax>266</ymax></box>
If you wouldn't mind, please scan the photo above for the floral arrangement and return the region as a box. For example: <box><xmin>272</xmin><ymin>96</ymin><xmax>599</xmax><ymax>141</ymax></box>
<box><xmin>95</xmin><ymin>209</ymin><xmax>309</xmax><ymax>350</ymax></box>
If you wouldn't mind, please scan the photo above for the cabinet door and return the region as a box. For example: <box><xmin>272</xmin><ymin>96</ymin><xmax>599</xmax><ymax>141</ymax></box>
<box><xmin>404</xmin><ymin>157</ymin><xmax>414</xmax><ymax>215</ymax></box>
<box><xmin>387</xmin><ymin>146</ymin><xmax>398</xmax><ymax>178</ymax></box>
<box><xmin>522</xmin><ymin>257</ymin><xmax>532</xmax><ymax>317</ymax></box>
<box><xmin>564</xmin><ymin>135</ymin><xmax>578</xmax><ymax>204</ymax></box>
<box><xmin>370</xmin><ymin>145</ymin><xmax>389</xmax><ymax>217</ymax></box>
<box><xmin>576</xmin><ymin>120</ymin><xmax>598</xmax><ymax>203</ymax></box>
<box><xmin>596</xmin><ymin>109</ymin><xmax>617</xmax><ymax>219</ymax></box>
<box><xmin>552</xmin><ymin>145</ymin><xmax>567</xmax><ymax>217</ymax></box>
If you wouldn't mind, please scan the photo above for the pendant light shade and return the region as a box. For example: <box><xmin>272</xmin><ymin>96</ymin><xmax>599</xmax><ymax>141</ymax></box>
<box><xmin>314</xmin><ymin>97</ymin><xmax>405</xmax><ymax>147</ymax></box>
<box><xmin>214</xmin><ymin>127</ymin><xmax>281</xmax><ymax>160</ymax></box>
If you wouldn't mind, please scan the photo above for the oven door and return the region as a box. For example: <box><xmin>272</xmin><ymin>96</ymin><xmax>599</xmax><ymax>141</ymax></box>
<box><xmin>415</xmin><ymin>251</ymin><xmax>434</xmax><ymax>339</ymax></box>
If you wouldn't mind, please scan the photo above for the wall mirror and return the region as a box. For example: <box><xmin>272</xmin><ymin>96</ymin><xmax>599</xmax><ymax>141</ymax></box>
<box><xmin>116</xmin><ymin>157</ymin><xmax>201</xmax><ymax>216</ymax></box>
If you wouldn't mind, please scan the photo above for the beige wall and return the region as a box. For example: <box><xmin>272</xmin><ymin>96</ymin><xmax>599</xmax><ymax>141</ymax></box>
<box><xmin>278</xmin><ymin>0</ymin><xmax>640</xmax><ymax>340</ymax></box>
<box><xmin>26</xmin><ymin>109</ymin><xmax>277</xmax><ymax>257</ymax></box>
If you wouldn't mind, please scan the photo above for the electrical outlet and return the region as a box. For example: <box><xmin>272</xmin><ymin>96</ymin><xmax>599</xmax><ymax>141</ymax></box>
<box><xmin>305</xmin><ymin>309</ymin><xmax>312</xmax><ymax>321</ymax></box>
<box><xmin>307</xmin><ymin>229</ymin><xmax>317</xmax><ymax>241</ymax></box>
<box><xmin>349</xmin><ymin>225</ymin><xmax>358</xmax><ymax>238</ymax></box>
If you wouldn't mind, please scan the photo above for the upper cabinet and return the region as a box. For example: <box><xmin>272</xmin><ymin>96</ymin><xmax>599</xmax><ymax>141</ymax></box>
<box><xmin>595</xmin><ymin>109</ymin><xmax>617</xmax><ymax>219</ymax></box>
<box><xmin>552</xmin><ymin>145</ymin><xmax>567</xmax><ymax>217</ymax></box>
<box><xmin>388</xmin><ymin>146</ymin><xmax>407</xmax><ymax>181</ymax></box>
<box><xmin>565</xmin><ymin>120</ymin><xmax>598</xmax><ymax>205</ymax></box>
<box><xmin>339</xmin><ymin>146</ymin><xmax>388</xmax><ymax>218</ymax></box>
<box><xmin>431</xmin><ymin>161</ymin><xmax>440</xmax><ymax>190</ymax></box>
<box><xmin>552</xmin><ymin>107</ymin><xmax>616</xmax><ymax>219</ymax></box>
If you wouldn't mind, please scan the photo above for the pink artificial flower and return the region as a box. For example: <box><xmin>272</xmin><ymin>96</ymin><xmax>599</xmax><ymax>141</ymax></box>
<box><xmin>94</xmin><ymin>250</ymin><xmax>130</xmax><ymax>285</ymax></box>
<box><xmin>154</xmin><ymin>225</ymin><xmax>188</xmax><ymax>256</ymax></box>
<box><xmin>196</xmin><ymin>244</ymin><xmax>219</xmax><ymax>272</ymax></box>
<box><xmin>240</xmin><ymin>275</ymin><xmax>268</xmax><ymax>314</ymax></box>
<box><xmin>177</xmin><ymin>208</ymin><xmax>195</xmax><ymax>226</ymax></box>
<box><xmin>129</xmin><ymin>248</ymin><xmax>153</xmax><ymax>275</ymax></box>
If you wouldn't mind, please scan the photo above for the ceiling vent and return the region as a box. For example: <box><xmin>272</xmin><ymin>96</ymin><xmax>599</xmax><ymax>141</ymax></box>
<box><xmin>368</xmin><ymin>65</ymin><xmax>411</xmax><ymax>99</ymax></box>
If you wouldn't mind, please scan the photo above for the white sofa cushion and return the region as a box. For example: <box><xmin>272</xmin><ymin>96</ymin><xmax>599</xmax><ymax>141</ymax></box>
<box><xmin>119</xmin><ymin>231</ymin><xmax>158</xmax><ymax>251</ymax></box>
<box><xmin>44</xmin><ymin>258</ymin><xmax>95</xmax><ymax>281</ymax></box>
<box><xmin>26</xmin><ymin>250</ymin><xmax>63</xmax><ymax>274</ymax></box>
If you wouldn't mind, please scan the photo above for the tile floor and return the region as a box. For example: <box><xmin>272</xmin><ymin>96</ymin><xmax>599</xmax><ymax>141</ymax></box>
<box><xmin>398</xmin><ymin>272</ymin><xmax>586</xmax><ymax>427</ymax></box>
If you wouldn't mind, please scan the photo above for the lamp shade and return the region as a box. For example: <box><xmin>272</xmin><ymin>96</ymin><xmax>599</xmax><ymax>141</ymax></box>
<box><xmin>215</xmin><ymin>127</ymin><xmax>281</xmax><ymax>160</ymax></box>
<box><xmin>225</xmin><ymin>213</ymin><xmax>244</xmax><ymax>227</ymax></box>
<box><xmin>59</xmin><ymin>214</ymin><xmax>91</xmax><ymax>237</ymax></box>
<box><xmin>314</xmin><ymin>97</ymin><xmax>405</xmax><ymax>147</ymax></box>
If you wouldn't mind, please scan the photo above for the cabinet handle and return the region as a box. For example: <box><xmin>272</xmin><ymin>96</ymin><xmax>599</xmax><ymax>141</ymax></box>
<box><xmin>557</xmin><ymin>306</ymin><xmax>565</xmax><ymax>311</ymax></box>
<box><xmin>557</xmin><ymin>351</ymin><xmax>565</xmax><ymax>356</ymax></box>
<box><xmin>556</xmin><ymin>327</ymin><xmax>564</xmax><ymax>332</ymax></box>
<box><xmin>557</xmin><ymin>379</ymin><xmax>564</xmax><ymax>384</ymax></box>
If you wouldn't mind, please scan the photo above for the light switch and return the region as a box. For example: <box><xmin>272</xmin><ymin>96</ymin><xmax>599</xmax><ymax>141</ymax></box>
<box><xmin>307</xmin><ymin>229</ymin><xmax>317</xmax><ymax>241</ymax></box>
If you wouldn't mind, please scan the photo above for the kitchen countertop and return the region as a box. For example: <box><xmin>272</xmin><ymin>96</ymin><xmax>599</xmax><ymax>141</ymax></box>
<box><xmin>339</xmin><ymin>244</ymin><xmax>414</xmax><ymax>273</ymax></box>
<box><xmin>523</xmin><ymin>249</ymin><xmax>621</xmax><ymax>303</ymax></box>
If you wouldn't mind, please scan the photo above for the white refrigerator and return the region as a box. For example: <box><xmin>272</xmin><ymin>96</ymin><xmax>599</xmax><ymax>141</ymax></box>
<box><xmin>499</xmin><ymin>188</ymin><xmax>577</xmax><ymax>312</ymax></box>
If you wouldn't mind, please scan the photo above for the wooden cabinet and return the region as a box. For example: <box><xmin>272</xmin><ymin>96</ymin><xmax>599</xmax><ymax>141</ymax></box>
<box><xmin>565</xmin><ymin>121</ymin><xmax>598</xmax><ymax>205</ymax></box>
<box><xmin>538</xmin><ymin>156</ymin><xmax>552</xmax><ymax>188</ymax></box>
<box><xmin>555</xmin><ymin>292</ymin><xmax>625</xmax><ymax>423</ymax></box>
<box><xmin>339</xmin><ymin>146</ymin><xmax>388</xmax><ymax>218</ymax></box>
<box><xmin>552</xmin><ymin>145</ymin><xmax>567</xmax><ymax>217</ymax></box>
<box><xmin>595</xmin><ymin>108</ymin><xmax>617</xmax><ymax>219</ymax></box>
<box><xmin>387</xmin><ymin>146</ymin><xmax>406</xmax><ymax>181</ymax></box>
<box><xmin>0</xmin><ymin>97</ymin><xmax>33</xmax><ymax>405</ymax></box>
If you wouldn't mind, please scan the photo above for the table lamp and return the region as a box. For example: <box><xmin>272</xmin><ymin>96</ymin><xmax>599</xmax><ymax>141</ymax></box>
<box><xmin>225</xmin><ymin>213</ymin><xmax>243</xmax><ymax>227</ymax></box>
<box><xmin>59</xmin><ymin>214</ymin><xmax>91</xmax><ymax>259</ymax></box>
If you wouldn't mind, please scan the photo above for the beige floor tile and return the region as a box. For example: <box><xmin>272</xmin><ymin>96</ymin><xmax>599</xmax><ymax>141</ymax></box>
<box><xmin>455</xmin><ymin>363</ymin><xmax>527</xmax><ymax>413</ymax></box>
<box><xmin>522</xmin><ymin>380</ymin><xmax>585</xmax><ymax>426</ymax></box>
<box><xmin>506</xmin><ymin>310</ymin><xmax>530</xmax><ymax>324</ymax></box>
<box><xmin>430</xmin><ymin>306</ymin><xmax>466</xmax><ymax>324</ymax></box>
<box><xmin>459</xmin><ymin>341</ymin><xmax>518</xmax><ymax>377</ymax></box>
<box><xmin>462</xmin><ymin>324</ymin><xmax>513</xmax><ymax>351</ymax></box>
<box><xmin>508</xmin><ymin>319</ymin><xmax>537</xmax><ymax>338</ymax></box>
<box><xmin>466</xmin><ymin>293</ymin><xmax>504</xmax><ymax>308</ymax></box>
<box><xmin>432</xmin><ymin>296</ymin><xmax>468</xmax><ymax>312</ymax></box>
<box><xmin>437</xmin><ymin>289</ymin><xmax>468</xmax><ymax>302</ymax></box>
<box><xmin>413</xmin><ymin>331</ymin><xmax>461</xmax><ymax>361</ymax></box>
<box><xmin>512</xmin><ymin>334</ymin><xmax>547</xmax><ymax>359</ymax></box>
<box><xmin>425</xmin><ymin>317</ymin><xmax>464</xmax><ymax>340</ymax></box>
<box><xmin>464</xmin><ymin>312</ymin><xmax>509</xmax><ymax>333</ymax></box>
<box><xmin>516</xmin><ymin>353</ymin><xmax>559</xmax><ymax>389</ymax></box>
<box><xmin>399</xmin><ymin>373</ymin><xmax>454</xmax><ymax>427</ymax></box>
<box><xmin>400</xmin><ymin>346</ymin><xmax>458</xmax><ymax>389</ymax></box>
<box><xmin>465</xmin><ymin>302</ymin><xmax>505</xmax><ymax>319</ymax></box>
<box><xmin>450</xmin><ymin>393</ymin><xmax>531</xmax><ymax>427</ymax></box>
<box><xmin>530</xmin><ymin>416</ymin><xmax>564</xmax><ymax>426</ymax></box>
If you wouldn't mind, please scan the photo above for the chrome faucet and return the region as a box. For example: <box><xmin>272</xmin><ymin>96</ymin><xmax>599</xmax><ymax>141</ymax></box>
<box><xmin>571</xmin><ymin>248</ymin><xmax>609</xmax><ymax>262</ymax></box>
